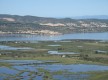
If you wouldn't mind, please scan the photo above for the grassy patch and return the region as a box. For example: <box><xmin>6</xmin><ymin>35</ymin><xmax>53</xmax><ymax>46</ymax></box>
<box><xmin>89</xmin><ymin>71</ymin><xmax>108</xmax><ymax>80</ymax></box>
<box><xmin>0</xmin><ymin>40</ymin><xmax>108</xmax><ymax>65</ymax></box>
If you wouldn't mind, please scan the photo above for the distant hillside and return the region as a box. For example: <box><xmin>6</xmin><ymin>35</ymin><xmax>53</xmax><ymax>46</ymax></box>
<box><xmin>72</xmin><ymin>15</ymin><xmax>108</xmax><ymax>19</ymax></box>
<box><xmin>0</xmin><ymin>14</ymin><xmax>108</xmax><ymax>34</ymax></box>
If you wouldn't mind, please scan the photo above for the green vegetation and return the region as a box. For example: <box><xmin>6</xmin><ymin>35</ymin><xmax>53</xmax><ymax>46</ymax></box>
<box><xmin>0</xmin><ymin>62</ymin><xmax>12</xmax><ymax>67</ymax></box>
<box><xmin>0</xmin><ymin>14</ymin><xmax>108</xmax><ymax>80</ymax></box>
<box><xmin>0</xmin><ymin>39</ymin><xmax>108</xmax><ymax>80</ymax></box>
<box><xmin>89</xmin><ymin>71</ymin><xmax>108</xmax><ymax>80</ymax></box>
<box><xmin>0</xmin><ymin>40</ymin><xmax>108</xmax><ymax>65</ymax></box>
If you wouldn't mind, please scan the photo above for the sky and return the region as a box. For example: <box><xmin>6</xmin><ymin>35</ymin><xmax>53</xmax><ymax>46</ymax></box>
<box><xmin>0</xmin><ymin>0</ymin><xmax>108</xmax><ymax>17</ymax></box>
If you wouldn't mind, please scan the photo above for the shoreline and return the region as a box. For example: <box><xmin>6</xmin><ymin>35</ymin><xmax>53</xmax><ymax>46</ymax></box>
<box><xmin>0</xmin><ymin>31</ymin><xmax>108</xmax><ymax>35</ymax></box>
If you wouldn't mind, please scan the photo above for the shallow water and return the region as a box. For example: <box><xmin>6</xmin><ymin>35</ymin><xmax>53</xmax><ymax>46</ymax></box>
<box><xmin>95</xmin><ymin>50</ymin><xmax>107</xmax><ymax>53</ymax></box>
<box><xmin>1</xmin><ymin>60</ymin><xmax>108</xmax><ymax>80</ymax></box>
<box><xmin>48</xmin><ymin>51</ymin><xmax>79</xmax><ymax>54</ymax></box>
<box><xmin>39</xmin><ymin>64</ymin><xmax>108</xmax><ymax>72</ymax></box>
<box><xmin>1</xmin><ymin>60</ymin><xmax>108</xmax><ymax>72</ymax></box>
<box><xmin>53</xmin><ymin>74</ymin><xmax>89</xmax><ymax>80</ymax></box>
<box><xmin>48</xmin><ymin>44</ymin><xmax>61</xmax><ymax>46</ymax></box>
<box><xmin>0</xmin><ymin>66</ymin><xmax>18</xmax><ymax>75</ymax></box>
<box><xmin>0</xmin><ymin>45</ymin><xmax>33</xmax><ymax>50</ymax></box>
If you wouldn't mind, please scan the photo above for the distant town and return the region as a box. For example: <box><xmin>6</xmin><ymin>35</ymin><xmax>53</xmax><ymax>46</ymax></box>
<box><xmin>0</xmin><ymin>14</ymin><xmax>108</xmax><ymax>35</ymax></box>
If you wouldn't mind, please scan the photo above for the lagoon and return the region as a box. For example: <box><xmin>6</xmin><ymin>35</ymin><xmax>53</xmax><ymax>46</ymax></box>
<box><xmin>0</xmin><ymin>32</ymin><xmax>108</xmax><ymax>41</ymax></box>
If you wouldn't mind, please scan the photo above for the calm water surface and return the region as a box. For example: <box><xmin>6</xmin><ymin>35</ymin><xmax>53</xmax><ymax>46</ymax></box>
<box><xmin>0</xmin><ymin>45</ymin><xmax>33</xmax><ymax>50</ymax></box>
<box><xmin>1</xmin><ymin>60</ymin><xmax>108</xmax><ymax>80</ymax></box>
<box><xmin>0</xmin><ymin>32</ymin><xmax>108</xmax><ymax>41</ymax></box>
<box><xmin>1</xmin><ymin>60</ymin><xmax>108</xmax><ymax>72</ymax></box>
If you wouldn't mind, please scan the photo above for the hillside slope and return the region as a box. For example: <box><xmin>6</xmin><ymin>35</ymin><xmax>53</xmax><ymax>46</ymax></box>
<box><xmin>0</xmin><ymin>14</ymin><xmax>108</xmax><ymax>34</ymax></box>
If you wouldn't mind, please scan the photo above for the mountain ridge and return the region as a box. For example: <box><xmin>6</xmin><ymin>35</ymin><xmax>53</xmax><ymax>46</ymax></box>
<box><xmin>0</xmin><ymin>14</ymin><xmax>108</xmax><ymax>34</ymax></box>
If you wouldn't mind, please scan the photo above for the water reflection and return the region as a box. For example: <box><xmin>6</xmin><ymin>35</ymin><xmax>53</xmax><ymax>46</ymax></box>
<box><xmin>0</xmin><ymin>32</ymin><xmax>108</xmax><ymax>41</ymax></box>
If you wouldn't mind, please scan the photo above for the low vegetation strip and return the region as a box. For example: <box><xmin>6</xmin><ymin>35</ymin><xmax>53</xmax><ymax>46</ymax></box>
<box><xmin>0</xmin><ymin>39</ymin><xmax>108</xmax><ymax>65</ymax></box>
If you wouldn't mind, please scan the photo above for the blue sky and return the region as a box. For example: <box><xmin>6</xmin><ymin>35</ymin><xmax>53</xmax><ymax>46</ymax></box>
<box><xmin>0</xmin><ymin>0</ymin><xmax>108</xmax><ymax>17</ymax></box>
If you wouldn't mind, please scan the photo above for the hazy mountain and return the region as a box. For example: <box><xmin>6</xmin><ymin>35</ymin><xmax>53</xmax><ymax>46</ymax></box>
<box><xmin>72</xmin><ymin>15</ymin><xmax>108</xmax><ymax>19</ymax></box>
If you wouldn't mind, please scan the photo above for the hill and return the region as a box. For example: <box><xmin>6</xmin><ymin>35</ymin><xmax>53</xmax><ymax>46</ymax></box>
<box><xmin>0</xmin><ymin>14</ymin><xmax>108</xmax><ymax>34</ymax></box>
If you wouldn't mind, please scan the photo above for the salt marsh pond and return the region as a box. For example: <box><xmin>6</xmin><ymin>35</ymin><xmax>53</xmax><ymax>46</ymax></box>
<box><xmin>0</xmin><ymin>32</ymin><xmax>108</xmax><ymax>80</ymax></box>
<box><xmin>0</xmin><ymin>45</ymin><xmax>33</xmax><ymax>50</ymax></box>
<box><xmin>1</xmin><ymin>60</ymin><xmax>108</xmax><ymax>80</ymax></box>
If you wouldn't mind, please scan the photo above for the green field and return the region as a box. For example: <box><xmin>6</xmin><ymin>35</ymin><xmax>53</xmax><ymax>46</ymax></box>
<box><xmin>0</xmin><ymin>40</ymin><xmax>108</xmax><ymax>64</ymax></box>
<box><xmin>0</xmin><ymin>40</ymin><xmax>108</xmax><ymax>80</ymax></box>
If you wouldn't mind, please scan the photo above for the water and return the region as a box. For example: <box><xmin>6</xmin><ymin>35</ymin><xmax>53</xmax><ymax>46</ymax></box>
<box><xmin>53</xmin><ymin>74</ymin><xmax>89</xmax><ymax>80</ymax></box>
<box><xmin>42</xmin><ymin>64</ymin><xmax>108</xmax><ymax>72</ymax></box>
<box><xmin>0</xmin><ymin>32</ymin><xmax>108</xmax><ymax>80</ymax></box>
<box><xmin>0</xmin><ymin>32</ymin><xmax>108</xmax><ymax>41</ymax></box>
<box><xmin>48</xmin><ymin>44</ymin><xmax>61</xmax><ymax>46</ymax></box>
<box><xmin>0</xmin><ymin>45</ymin><xmax>33</xmax><ymax>50</ymax></box>
<box><xmin>0</xmin><ymin>66</ymin><xmax>18</xmax><ymax>74</ymax></box>
<box><xmin>1</xmin><ymin>60</ymin><xmax>108</xmax><ymax>72</ymax></box>
<box><xmin>95</xmin><ymin>50</ymin><xmax>107</xmax><ymax>53</ymax></box>
<box><xmin>1</xmin><ymin>60</ymin><xmax>108</xmax><ymax>80</ymax></box>
<box><xmin>48</xmin><ymin>51</ymin><xmax>79</xmax><ymax>54</ymax></box>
